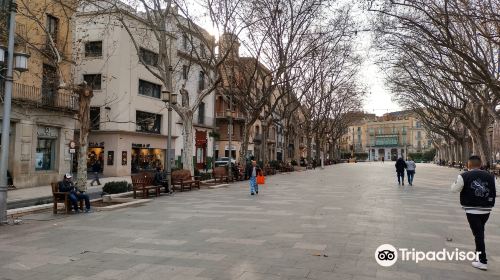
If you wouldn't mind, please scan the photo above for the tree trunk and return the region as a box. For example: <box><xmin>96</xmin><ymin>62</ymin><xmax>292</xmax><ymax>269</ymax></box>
<box><xmin>239</xmin><ymin>120</ymin><xmax>250</xmax><ymax>165</ymax></box>
<box><xmin>306</xmin><ymin>135</ymin><xmax>312</xmax><ymax>161</ymax></box>
<box><xmin>76</xmin><ymin>86</ymin><xmax>93</xmax><ymax>191</ymax></box>
<box><xmin>182</xmin><ymin>112</ymin><xmax>195</xmax><ymax>175</ymax></box>
<box><xmin>469</xmin><ymin>127</ymin><xmax>492</xmax><ymax>164</ymax></box>
<box><xmin>262</xmin><ymin>124</ymin><xmax>269</xmax><ymax>164</ymax></box>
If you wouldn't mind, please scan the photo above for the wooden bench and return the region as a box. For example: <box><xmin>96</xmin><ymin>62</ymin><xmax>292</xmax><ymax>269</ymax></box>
<box><xmin>51</xmin><ymin>182</ymin><xmax>83</xmax><ymax>214</ymax></box>
<box><xmin>131</xmin><ymin>173</ymin><xmax>161</xmax><ymax>199</ymax></box>
<box><xmin>172</xmin><ymin>169</ymin><xmax>201</xmax><ymax>191</ymax></box>
<box><xmin>212</xmin><ymin>166</ymin><xmax>231</xmax><ymax>183</ymax></box>
<box><xmin>264</xmin><ymin>166</ymin><xmax>276</xmax><ymax>176</ymax></box>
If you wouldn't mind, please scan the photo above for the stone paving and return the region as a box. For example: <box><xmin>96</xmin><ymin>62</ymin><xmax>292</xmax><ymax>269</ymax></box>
<box><xmin>1</xmin><ymin>163</ymin><xmax>499</xmax><ymax>280</ymax></box>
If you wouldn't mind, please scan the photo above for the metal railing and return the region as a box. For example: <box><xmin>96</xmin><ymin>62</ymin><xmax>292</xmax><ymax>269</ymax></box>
<box><xmin>215</xmin><ymin>111</ymin><xmax>246</xmax><ymax>119</ymax></box>
<box><xmin>0</xmin><ymin>82</ymin><xmax>79</xmax><ymax>111</ymax></box>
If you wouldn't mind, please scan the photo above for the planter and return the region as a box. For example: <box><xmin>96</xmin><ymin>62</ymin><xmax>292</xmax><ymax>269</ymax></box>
<box><xmin>91</xmin><ymin>197</ymin><xmax>152</xmax><ymax>211</ymax></box>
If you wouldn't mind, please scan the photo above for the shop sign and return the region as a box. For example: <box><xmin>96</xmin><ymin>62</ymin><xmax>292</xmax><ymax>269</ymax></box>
<box><xmin>132</xmin><ymin>143</ymin><xmax>151</xmax><ymax>148</ymax></box>
<box><xmin>37</xmin><ymin>126</ymin><xmax>58</xmax><ymax>138</ymax></box>
<box><xmin>196</xmin><ymin>138</ymin><xmax>207</xmax><ymax>145</ymax></box>
<box><xmin>89</xmin><ymin>141</ymin><xmax>105</xmax><ymax>148</ymax></box>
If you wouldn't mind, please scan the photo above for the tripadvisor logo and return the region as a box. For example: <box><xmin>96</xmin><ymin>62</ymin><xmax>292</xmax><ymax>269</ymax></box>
<box><xmin>375</xmin><ymin>244</ymin><xmax>480</xmax><ymax>267</ymax></box>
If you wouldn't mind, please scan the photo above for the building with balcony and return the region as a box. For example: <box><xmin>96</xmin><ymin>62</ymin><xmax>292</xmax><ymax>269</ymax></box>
<box><xmin>0</xmin><ymin>0</ymin><xmax>79</xmax><ymax>188</ymax></box>
<box><xmin>341</xmin><ymin>111</ymin><xmax>431</xmax><ymax>161</ymax></box>
<box><xmin>75</xmin><ymin>2</ymin><xmax>215</xmax><ymax>176</ymax></box>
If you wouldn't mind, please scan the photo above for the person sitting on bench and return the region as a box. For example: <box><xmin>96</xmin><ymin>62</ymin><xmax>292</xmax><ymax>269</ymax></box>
<box><xmin>58</xmin><ymin>173</ymin><xmax>91</xmax><ymax>213</ymax></box>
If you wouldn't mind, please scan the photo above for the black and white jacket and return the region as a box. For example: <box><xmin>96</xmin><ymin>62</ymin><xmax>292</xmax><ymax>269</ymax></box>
<box><xmin>451</xmin><ymin>169</ymin><xmax>496</xmax><ymax>214</ymax></box>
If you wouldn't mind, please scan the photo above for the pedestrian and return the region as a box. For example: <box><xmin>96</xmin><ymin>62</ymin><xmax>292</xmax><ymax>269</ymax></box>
<box><xmin>382</xmin><ymin>156</ymin><xmax>385</xmax><ymax>163</ymax></box>
<box><xmin>451</xmin><ymin>155</ymin><xmax>496</xmax><ymax>270</ymax></box>
<box><xmin>406</xmin><ymin>157</ymin><xmax>416</xmax><ymax>186</ymax></box>
<box><xmin>154</xmin><ymin>166</ymin><xmax>171</xmax><ymax>194</ymax></box>
<box><xmin>245</xmin><ymin>160</ymin><xmax>262</xmax><ymax>195</ymax></box>
<box><xmin>58</xmin><ymin>173</ymin><xmax>91</xmax><ymax>213</ymax></box>
<box><xmin>90</xmin><ymin>160</ymin><xmax>101</xmax><ymax>186</ymax></box>
<box><xmin>395</xmin><ymin>157</ymin><xmax>407</xmax><ymax>186</ymax></box>
<box><xmin>312</xmin><ymin>158</ymin><xmax>317</xmax><ymax>169</ymax></box>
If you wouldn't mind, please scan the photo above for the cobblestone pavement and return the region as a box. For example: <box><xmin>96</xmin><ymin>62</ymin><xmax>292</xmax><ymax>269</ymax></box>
<box><xmin>1</xmin><ymin>163</ymin><xmax>499</xmax><ymax>280</ymax></box>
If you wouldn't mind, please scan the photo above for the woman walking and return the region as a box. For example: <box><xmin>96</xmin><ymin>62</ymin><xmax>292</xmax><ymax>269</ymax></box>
<box><xmin>406</xmin><ymin>157</ymin><xmax>416</xmax><ymax>186</ymax></box>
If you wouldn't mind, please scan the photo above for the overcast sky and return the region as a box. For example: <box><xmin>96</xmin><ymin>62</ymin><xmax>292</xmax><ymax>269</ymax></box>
<box><xmin>352</xmin><ymin>3</ymin><xmax>402</xmax><ymax>116</ymax></box>
<box><xmin>186</xmin><ymin>0</ymin><xmax>401</xmax><ymax>116</ymax></box>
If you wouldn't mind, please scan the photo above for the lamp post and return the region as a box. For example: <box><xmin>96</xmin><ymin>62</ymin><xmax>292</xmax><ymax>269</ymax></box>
<box><xmin>162</xmin><ymin>88</ymin><xmax>177</xmax><ymax>192</ymax></box>
<box><xmin>0</xmin><ymin>0</ymin><xmax>22</xmax><ymax>224</ymax></box>
<box><xmin>226</xmin><ymin>75</ymin><xmax>234</xmax><ymax>181</ymax></box>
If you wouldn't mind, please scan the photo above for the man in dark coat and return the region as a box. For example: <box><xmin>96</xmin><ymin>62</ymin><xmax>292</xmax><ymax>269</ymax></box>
<box><xmin>395</xmin><ymin>157</ymin><xmax>407</xmax><ymax>186</ymax></box>
<box><xmin>58</xmin><ymin>174</ymin><xmax>91</xmax><ymax>213</ymax></box>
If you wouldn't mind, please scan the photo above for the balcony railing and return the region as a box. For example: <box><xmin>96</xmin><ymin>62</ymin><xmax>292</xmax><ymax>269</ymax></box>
<box><xmin>215</xmin><ymin>111</ymin><xmax>246</xmax><ymax>120</ymax></box>
<box><xmin>0</xmin><ymin>82</ymin><xmax>79</xmax><ymax>111</ymax></box>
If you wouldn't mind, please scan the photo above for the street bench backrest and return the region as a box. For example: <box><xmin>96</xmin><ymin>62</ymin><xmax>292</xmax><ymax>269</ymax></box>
<box><xmin>172</xmin><ymin>169</ymin><xmax>191</xmax><ymax>181</ymax></box>
<box><xmin>132</xmin><ymin>174</ymin><xmax>153</xmax><ymax>186</ymax></box>
<box><xmin>213</xmin><ymin>167</ymin><xmax>228</xmax><ymax>177</ymax></box>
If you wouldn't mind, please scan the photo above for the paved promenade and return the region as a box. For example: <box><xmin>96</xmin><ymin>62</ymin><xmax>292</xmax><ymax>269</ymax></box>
<box><xmin>1</xmin><ymin>163</ymin><xmax>499</xmax><ymax>280</ymax></box>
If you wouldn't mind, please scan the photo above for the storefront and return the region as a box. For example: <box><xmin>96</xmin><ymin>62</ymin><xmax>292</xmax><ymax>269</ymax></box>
<box><xmin>87</xmin><ymin>141</ymin><xmax>105</xmax><ymax>170</ymax></box>
<box><xmin>131</xmin><ymin>143</ymin><xmax>165</xmax><ymax>173</ymax></box>
<box><xmin>195</xmin><ymin>130</ymin><xmax>207</xmax><ymax>170</ymax></box>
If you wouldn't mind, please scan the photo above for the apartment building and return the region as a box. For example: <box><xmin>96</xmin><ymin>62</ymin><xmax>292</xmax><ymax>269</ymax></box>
<box><xmin>75</xmin><ymin>2</ymin><xmax>215</xmax><ymax>176</ymax></box>
<box><xmin>341</xmin><ymin>111</ymin><xmax>432</xmax><ymax>160</ymax></box>
<box><xmin>0</xmin><ymin>0</ymin><xmax>78</xmax><ymax>188</ymax></box>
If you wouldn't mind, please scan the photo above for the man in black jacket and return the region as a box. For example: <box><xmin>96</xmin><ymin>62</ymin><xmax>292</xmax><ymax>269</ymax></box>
<box><xmin>395</xmin><ymin>157</ymin><xmax>407</xmax><ymax>186</ymax></box>
<box><xmin>451</xmin><ymin>155</ymin><xmax>496</xmax><ymax>270</ymax></box>
<box><xmin>58</xmin><ymin>174</ymin><xmax>91</xmax><ymax>213</ymax></box>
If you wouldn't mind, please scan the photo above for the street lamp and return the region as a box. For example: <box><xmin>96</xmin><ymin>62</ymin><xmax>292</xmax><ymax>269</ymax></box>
<box><xmin>13</xmin><ymin>52</ymin><xmax>29</xmax><ymax>72</ymax></box>
<box><xmin>162</xmin><ymin>87</ymin><xmax>177</xmax><ymax>193</ymax></box>
<box><xmin>1</xmin><ymin>0</ymin><xmax>27</xmax><ymax>224</ymax></box>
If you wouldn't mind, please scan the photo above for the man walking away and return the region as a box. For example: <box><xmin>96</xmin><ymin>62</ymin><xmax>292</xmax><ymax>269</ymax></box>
<box><xmin>90</xmin><ymin>160</ymin><xmax>101</xmax><ymax>186</ymax></box>
<box><xmin>451</xmin><ymin>155</ymin><xmax>496</xmax><ymax>271</ymax></box>
<box><xmin>406</xmin><ymin>157</ymin><xmax>416</xmax><ymax>186</ymax></box>
<box><xmin>245</xmin><ymin>160</ymin><xmax>261</xmax><ymax>195</ymax></box>
<box><xmin>395</xmin><ymin>157</ymin><xmax>407</xmax><ymax>186</ymax></box>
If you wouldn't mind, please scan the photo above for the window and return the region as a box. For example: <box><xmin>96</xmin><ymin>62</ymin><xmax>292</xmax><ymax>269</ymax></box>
<box><xmin>35</xmin><ymin>127</ymin><xmax>58</xmax><ymax>171</ymax></box>
<box><xmin>182</xmin><ymin>65</ymin><xmax>188</xmax><ymax>80</ymax></box>
<box><xmin>90</xmin><ymin>107</ymin><xmax>100</xmax><ymax>130</ymax></box>
<box><xmin>85</xmin><ymin>41</ymin><xmax>102</xmax><ymax>57</ymax></box>
<box><xmin>42</xmin><ymin>64</ymin><xmax>58</xmax><ymax>106</ymax></box>
<box><xmin>417</xmin><ymin>131</ymin><xmax>422</xmax><ymax>139</ymax></box>
<box><xmin>138</xmin><ymin>79</ymin><xmax>161</xmax><ymax>99</ymax></box>
<box><xmin>83</xmin><ymin>74</ymin><xmax>102</xmax><ymax>90</ymax></box>
<box><xmin>198</xmin><ymin>71</ymin><xmax>205</xmax><ymax>91</ymax></box>
<box><xmin>46</xmin><ymin>14</ymin><xmax>58</xmax><ymax>46</ymax></box>
<box><xmin>183</xmin><ymin>34</ymin><xmax>189</xmax><ymax>50</ymax></box>
<box><xmin>198</xmin><ymin>102</ymin><xmax>205</xmax><ymax>125</ymax></box>
<box><xmin>136</xmin><ymin>111</ymin><xmax>161</xmax><ymax>134</ymax></box>
<box><xmin>416</xmin><ymin>121</ymin><xmax>422</xmax><ymax>128</ymax></box>
<box><xmin>200</xmin><ymin>43</ymin><xmax>206</xmax><ymax>57</ymax></box>
<box><xmin>139</xmin><ymin>48</ymin><xmax>158</xmax><ymax>66</ymax></box>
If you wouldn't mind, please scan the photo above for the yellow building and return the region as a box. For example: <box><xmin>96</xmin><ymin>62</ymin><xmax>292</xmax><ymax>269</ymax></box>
<box><xmin>0</xmin><ymin>0</ymin><xmax>78</xmax><ymax>188</ymax></box>
<box><xmin>341</xmin><ymin>111</ymin><xmax>432</xmax><ymax>161</ymax></box>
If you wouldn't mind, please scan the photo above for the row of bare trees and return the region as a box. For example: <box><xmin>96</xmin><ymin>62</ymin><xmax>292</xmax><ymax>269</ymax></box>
<box><xmin>369</xmin><ymin>0</ymin><xmax>500</xmax><ymax>164</ymax></box>
<box><xmin>84</xmin><ymin>0</ymin><xmax>366</xmax><ymax>170</ymax></box>
<box><xmin>220</xmin><ymin>0</ymin><xmax>365</xmax><ymax>164</ymax></box>
<box><xmin>11</xmin><ymin>0</ymin><xmax>366</xmax><ymax>185</ymax></box>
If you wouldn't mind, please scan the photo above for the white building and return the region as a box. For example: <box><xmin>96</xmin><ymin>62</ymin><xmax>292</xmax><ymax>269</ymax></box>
<box><xmin>74</xmin><ymin>3</ymin><xmax>215</xmax><ymax>176</ymax></box>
